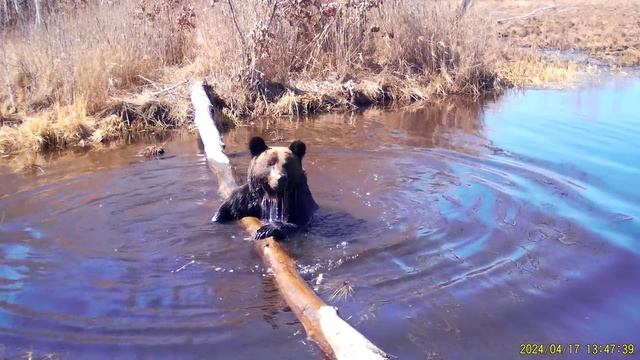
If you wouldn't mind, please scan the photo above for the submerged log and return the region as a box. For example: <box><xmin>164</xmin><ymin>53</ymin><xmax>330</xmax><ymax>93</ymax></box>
<box><xmin>191</xmin><ymin>82</ymin><xmax>389</xmax><ymax>360</ymax></box>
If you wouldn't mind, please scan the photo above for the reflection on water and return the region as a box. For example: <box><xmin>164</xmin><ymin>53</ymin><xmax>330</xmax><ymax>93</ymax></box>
<box><xmin>0</xmin><ymin>76</ymin><xmax>639</xmax><ymax>359</ymax></box>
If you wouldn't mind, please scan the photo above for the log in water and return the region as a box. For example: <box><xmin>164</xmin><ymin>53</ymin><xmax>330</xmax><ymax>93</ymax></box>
<box><xmin>191</xmin><ymin>82</ymin><xmax>389</xmax><ymax>359</ymax></box>
<box><xmin>0</xmin><ymin>75</ymin><xmax>638</xmax><ymax>358</ymax></box>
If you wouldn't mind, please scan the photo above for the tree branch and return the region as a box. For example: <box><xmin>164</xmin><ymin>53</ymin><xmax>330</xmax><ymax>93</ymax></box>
<box><xmin>226</xmin><ymin>0</ymin><xmax>248</xmax><ymax>60</ymax></box>
<box><xmin>496</xmin><ymin>5</ymin><xmax>558</xmax><ymax>24</ymax></box>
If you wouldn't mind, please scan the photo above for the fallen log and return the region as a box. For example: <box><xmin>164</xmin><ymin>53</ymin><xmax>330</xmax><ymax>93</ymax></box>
<box><xmin>191</xmin><ymin>82</ymin><xmax>389</xmax><ymax>360</ymax></box>
<box><xmin>496</xmin><ymin>5</ymin><xmax>558</xmax><ymax>24</ymax></box>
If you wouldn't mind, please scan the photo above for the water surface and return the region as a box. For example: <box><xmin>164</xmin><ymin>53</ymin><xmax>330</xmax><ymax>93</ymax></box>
<box><xmin>0</xmin><ymin>76</ymin><xmax>639</xmax><ymax>359</ymax></box>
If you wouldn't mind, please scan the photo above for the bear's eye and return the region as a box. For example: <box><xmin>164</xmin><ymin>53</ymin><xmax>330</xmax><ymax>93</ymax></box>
<box><xmin>267</xmin><ymin>158</ymin><xmax>277</xmax><ymax>167</ymax></box>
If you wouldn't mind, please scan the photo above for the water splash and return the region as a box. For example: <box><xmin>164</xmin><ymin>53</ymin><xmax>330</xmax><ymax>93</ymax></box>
<box><xmin>261</xmin><ymin>193</ymin><xmax>289</xmax><ymax>222</ymax></box>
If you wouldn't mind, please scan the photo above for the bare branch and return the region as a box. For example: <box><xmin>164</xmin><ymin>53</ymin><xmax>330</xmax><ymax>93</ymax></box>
<box><xmin>151</xmin><ymin>80</ymin><xmax>189</xmax><ymax>96</ymax></box>
<box><xmin>458</xmin><ymin>0</ymin><xmax>472</xmax><ymax>17</ymax></box>
<box><xmin>266</xmin><ymin>0</ymin><xmax>278</xmax><ymax>29</ymax></box>
<box><xmin>496</xmin><ymin>5</ymin><xmax>558</xmax><ymax>24</ymax></box>
<box><xmin>226</xmin><ymin>0</ymin><xmax>247</xmax><ymax>60</ymax></box>
<box><xmin>2</xmin><ymin>0</ymin><xmax>9</xmax><ymax>24</ymax></box>
<box><xmin>11</xmin><ymin>0</ymin><xmax>22</xmax><ymax>19</ymax></box>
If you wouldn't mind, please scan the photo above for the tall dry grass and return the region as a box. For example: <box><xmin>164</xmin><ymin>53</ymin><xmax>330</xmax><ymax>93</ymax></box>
<box><xmin>1</xmin><ymin>0</ymin><xmax>510</xmax><ymax>156</ymax></box>
<box><xmin>1</xmin><ymin>1</ymin><xmax>190</xmax><ymax>114</ymax></box>
<box><xmin>189</xmin><ymin>0</ymin><xmax>502</xmax><ymax>108</ymax></box>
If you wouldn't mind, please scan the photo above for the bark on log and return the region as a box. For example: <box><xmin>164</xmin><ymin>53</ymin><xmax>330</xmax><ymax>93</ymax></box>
<box><xmin>191</xmin><ymin>82</ymin><xmax>389</xmax><ymax>360</ymax></box>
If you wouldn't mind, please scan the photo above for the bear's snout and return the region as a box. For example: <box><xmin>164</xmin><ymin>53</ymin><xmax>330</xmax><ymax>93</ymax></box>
<box><xmin>277</xmin><ymin>175</ymin><xmax>288</xmax><ymax>189</ymax></box>
<box><xmin>270</xmin><ymin>173</ymin><xmax>288</xmax><ymax>192</ymax></box>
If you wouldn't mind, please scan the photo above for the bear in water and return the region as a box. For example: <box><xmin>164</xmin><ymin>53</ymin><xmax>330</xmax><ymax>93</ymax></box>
<box><xmin>212</xmin><ymin>137</ymin><xmax>318</xmax><ymax>240</ymax></box>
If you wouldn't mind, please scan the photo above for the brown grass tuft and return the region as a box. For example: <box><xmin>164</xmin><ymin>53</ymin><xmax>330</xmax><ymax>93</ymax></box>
<box><xmin>0</xmin><ymin>101</ymin><xmax>94</xmax><ymax>154</ymax></box>
<box><xmin>328</xmin><ymin>280</ymin><xmax>355</xmax><ymax>302</ymax></box>
<box><xmin>497</xmin><ymin>55</ymin><xmax>580</xmax><ymax>87</ymax></box>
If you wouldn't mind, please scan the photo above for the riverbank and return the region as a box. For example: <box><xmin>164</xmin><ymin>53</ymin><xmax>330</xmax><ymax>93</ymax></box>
<box><xmin>486</xmin><ymin>0</ymin><xmax>640</xmax><ymax>67</ymax></box>
<box><xmin>0</xmin><ymin>0</ymin><xmax>631</xmax><ymax>157</ymax></box>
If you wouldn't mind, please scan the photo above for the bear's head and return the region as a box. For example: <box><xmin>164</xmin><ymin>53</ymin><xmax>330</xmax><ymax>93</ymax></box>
<box><xmin>247</xmin><ymin>137</ymin><xmax>307</xmax><ymax>195</ymax></box>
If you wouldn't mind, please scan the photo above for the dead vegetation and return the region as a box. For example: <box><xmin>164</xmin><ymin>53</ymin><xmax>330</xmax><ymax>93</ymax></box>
<box><xmin>329</xmin><ymin>280</ymin><xmax>355</xmax><ymax>302</ymax></box>
<box><xmin>482</xmin><ymin>0</ymin><xmax>640</xmax><ymax>67</ymax></box>
<box><xmin>497</xmin><ymin>52</ymin><xmax>580</xmax><ymax>87</ymax></box>
<box><xmin>0</xmin><ymin>0</ymin><xmax>610</xmax><ymax>157</ymax></box>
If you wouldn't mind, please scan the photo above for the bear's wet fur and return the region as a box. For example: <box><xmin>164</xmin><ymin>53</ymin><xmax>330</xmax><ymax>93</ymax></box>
<box><xmin>212</xmin><ymin>137</ymin><xmax>318</xmax><ymax>240</ymax></box>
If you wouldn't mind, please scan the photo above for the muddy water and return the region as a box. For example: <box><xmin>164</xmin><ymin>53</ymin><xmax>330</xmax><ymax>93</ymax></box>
<box><xmin>1</xmin><ymin>76</ymin><xmax>639</xmax><ymax>359</ymax></box>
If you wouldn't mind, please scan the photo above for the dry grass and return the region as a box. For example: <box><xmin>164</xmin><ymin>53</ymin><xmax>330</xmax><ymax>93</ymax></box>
<box><xmin>0</xmin><ymin>101</ymin><xmax>94</xmax><ymax>154</ymax></box>
<box><xmin>497</xmin><ymin>54</ymin><xmax>581</xmax><ymax>87</ymax></box>
<box><xmin>1</xmin><ymin>1</ymin><xmax>188</xmax><ymax>114</ymax></box>
<box><xmin>0</xmin><ymin>0</ymin><xmax>193</xmax><ymax>155</ymax></box>
<box><xmin>0</xmin><ymin>0</ymin><xmax>606</xmax><ymax>156</ymax></box>
<box><xmin>328</xmin><ymin>280</ymin><xmax>355</xmax><ymax>302</ymax></box>
<box><xmin>185</xmin><ymin>0</ymin><xmax>503</xmax><ymax>111</ymax></box>
<box><xmin>479</xmin><ymin>0</ymin><xmax>640</xmax><ymax>66</ymax></box>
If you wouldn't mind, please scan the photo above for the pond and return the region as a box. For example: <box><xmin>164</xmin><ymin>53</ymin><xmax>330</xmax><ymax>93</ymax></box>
<box><xmin>0</xmin><ymin>75</ymin><xmax>639</xmax><ymax>359</ymax></box>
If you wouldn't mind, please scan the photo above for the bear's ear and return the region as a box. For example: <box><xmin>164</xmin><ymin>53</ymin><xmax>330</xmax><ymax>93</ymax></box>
<box><xmin>249</xmin><ymin>137</ymin><xmax>269</xmax><ymax>157</ymax></box>
<box><xmin>289</xmin><ymin>140</ymin><xmax>306</xmax><ymax>159</ymax></box>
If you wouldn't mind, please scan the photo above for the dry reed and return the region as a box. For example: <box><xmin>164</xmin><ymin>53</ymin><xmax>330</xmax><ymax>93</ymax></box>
<box><xmin>0</xmin><ymin>0</ymin><xmax>562</xmax><ymax>156</ymax></box>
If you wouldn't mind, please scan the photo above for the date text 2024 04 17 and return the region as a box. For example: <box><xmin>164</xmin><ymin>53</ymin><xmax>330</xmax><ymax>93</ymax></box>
<box><xmin>520</xmin><ymin>343</ymin><xmax>635</xmax><ymax>356</ymax></box>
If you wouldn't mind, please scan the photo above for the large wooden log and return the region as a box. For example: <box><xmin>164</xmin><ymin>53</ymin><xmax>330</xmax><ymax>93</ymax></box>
<box><xmin>191</xmin><ymin>82</ymin><xmax>389</xmax><ymax>360</ymax></box>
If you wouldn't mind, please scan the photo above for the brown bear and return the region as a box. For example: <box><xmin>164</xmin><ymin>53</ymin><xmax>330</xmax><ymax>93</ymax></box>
<box><xmin>212</xmin><ymin>136</ymin><xmax>318</xmax><ymax>240</ymax></box>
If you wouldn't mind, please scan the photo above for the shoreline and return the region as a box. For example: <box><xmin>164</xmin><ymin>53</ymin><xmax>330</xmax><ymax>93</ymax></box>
<box><xmin>0</xmin><ymin>62</ymin><xmax>615</xmax><ymax>165</ymax></box>
<box><xmin>0</xmin><ymin>58</ymin><xmax>583</xmax><ymax>160</ymax></box>
<box><xmin>1</xmin><ymin>0</ymin><xmax>636</xmax><ymax>159</ymax></box>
